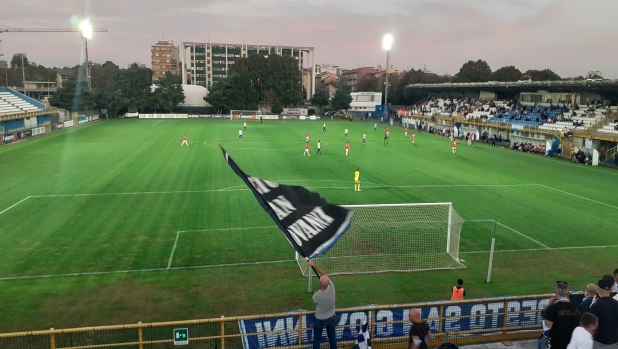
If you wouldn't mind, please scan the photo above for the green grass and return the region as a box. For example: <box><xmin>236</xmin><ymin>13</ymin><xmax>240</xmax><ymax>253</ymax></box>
<box><xmin>0</xmin><ymin>118</ymin><xmax>616</xmax><ymax>333</ymax></box>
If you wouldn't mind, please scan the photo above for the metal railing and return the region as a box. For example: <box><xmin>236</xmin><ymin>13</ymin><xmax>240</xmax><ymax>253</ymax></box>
<box><xmin>0</xmin><ymin>107</ymin><xmax>58</xmax><ymax>122</ymax></box>
<box><xmin>0</xmin><ymin>294</ymin><xmax>551</xmax><ymax>349</ymax></box>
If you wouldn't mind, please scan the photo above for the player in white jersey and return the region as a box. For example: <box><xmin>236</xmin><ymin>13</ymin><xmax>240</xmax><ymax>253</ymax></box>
<box><xmin>344</xmin><ymin>128</ymin><xmax>348</xmax><ymax>138</ymax></box>
<box><xmin>238</xmin><ymin>130</ymin><xmax>243</xmax><ymax>139</ymax></box>
<box><xmin>243</xmin><ymin>122</ymin><xmax>247</xmax><ymax>131</ymax></box>
<box><xmin>362</xmin><ymin>133</ymin><xmax>366</xmax><ymax>146</ymax></box>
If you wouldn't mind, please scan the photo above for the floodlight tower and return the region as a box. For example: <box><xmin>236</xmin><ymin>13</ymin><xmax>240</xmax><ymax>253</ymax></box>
<box><xmin>80</xmin><ymin>20</ymin><xmax>93</xmax><ymax>89</ymax></box>
<box><xmin>382</xmin><ymin>34</ymin><xmax>393</xmax><ymax>121</ymax></box>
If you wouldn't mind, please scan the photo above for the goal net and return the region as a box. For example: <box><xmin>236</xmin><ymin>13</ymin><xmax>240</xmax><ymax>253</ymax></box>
<box><xmin>296</xmin><ymin>203</ymin><xmax>465</xmax><ymax>276</ymax></box>
<box><xmin>230</xmin><ymin>110</ymin><xmax>261</xmax><ymax>121</ymax></box>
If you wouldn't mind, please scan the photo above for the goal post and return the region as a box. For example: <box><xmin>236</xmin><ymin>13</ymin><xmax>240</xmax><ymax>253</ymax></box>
<box><xmin>230</xmin><ymin>110</ymin><xmax>261</xmax><ymax>121</ymax></box>
<box><xmin>297</xmin><ymin>203</ymin><xmax>465</xmax><ymax>277</ymax></box>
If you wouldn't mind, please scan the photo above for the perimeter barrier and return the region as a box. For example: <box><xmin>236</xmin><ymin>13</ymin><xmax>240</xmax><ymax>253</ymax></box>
<box><xmin>1</xmin><ymin>293</ymin><xmax>570</xmax><ymax>349</ymax></box>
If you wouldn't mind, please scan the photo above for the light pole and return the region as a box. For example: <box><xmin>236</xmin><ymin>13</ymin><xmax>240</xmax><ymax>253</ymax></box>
<box><xmin>79</xmin><ymin>20</ymin><xmax>93</xmax><ymax>89</ymax></box>
<box><xmin>382</xmin><ymin>34</ymin><xmax>393</xmax><ymax>121</ymax></box>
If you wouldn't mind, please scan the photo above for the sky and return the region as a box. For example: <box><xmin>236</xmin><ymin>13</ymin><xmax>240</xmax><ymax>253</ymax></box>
<box><xmin>1</xmin><ymin>0</ymin><xmax>618</xmax><ymax>78</ymax></box>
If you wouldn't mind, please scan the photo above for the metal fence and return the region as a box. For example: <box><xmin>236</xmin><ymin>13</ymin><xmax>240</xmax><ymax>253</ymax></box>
<box><xmin>0</xmin><ymin>294</ymin><xmax>553</xmax><ymax>349</ymax></box>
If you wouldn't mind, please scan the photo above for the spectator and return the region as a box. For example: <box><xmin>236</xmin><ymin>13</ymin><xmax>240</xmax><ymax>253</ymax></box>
<box><xmin>408</xmin><ymin>308</ymin><xmax>431</xmax><ymax>349</ymax></box>
<box><xmin>590</xmin><ymin>277</ymin><xmax>618</xmax><ymax>349</ymax></box>
<box><xmin>566</xmin><ymin>313</ymin><xmax>598</xmax><ymax>349</ymax></box>
<box><xmin>540</xmin><ymin>281</ymin><xmax>583</xmax><ymax>349</ymax></box>
<box><xmin>581</xmin><ymin>284</ymin><xmax>598</xmax><ymax>312</ymax></box>
<box><xmin>307</xmin><ymin>260</ymin><xmax>337</xmax><ymax>349</ymax></box>
<box><xmin>613</xmin><ymin>269</ymin><xmax>618</xmax><ymax>293</ymax></box>
<box><xmin>451</xmin><ymin>279</ymin><xmax>466</xmax><ymax>300</ymax></box>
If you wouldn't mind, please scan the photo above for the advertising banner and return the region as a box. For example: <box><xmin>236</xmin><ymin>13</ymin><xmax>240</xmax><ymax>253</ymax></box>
<box><xmin>511</xmin><ymin>124</ymin><xmax>524</xmax><ymax>131</ymax></box>
<box><xmin>238</xmin><ymin>295</ymin><xmax>552</xmax><ymax>349</ymax></box>
<box><xmin>1</xmin><ymin>133</ymin><xmax>17</xmax><ymax>143</ymax></box>
<box><xmin>138</xmin><ymin>114</ymin><xmax>189</xmax><ymax>119</ymax></box>
<box><xmin>17</xmin><ymin>130</ymin><xmax>32</xmax><ymax>139</ymax></box>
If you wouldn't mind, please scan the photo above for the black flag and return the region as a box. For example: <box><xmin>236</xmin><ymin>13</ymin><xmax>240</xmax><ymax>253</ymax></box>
<box><xmin>221</xmin><ymin>147</ymin><xmax>354</xmax><ymax>258</ymax></box>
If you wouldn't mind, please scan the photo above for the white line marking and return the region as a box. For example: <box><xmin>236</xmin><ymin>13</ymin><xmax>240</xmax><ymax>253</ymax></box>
<box><xmin>23</xmin><ymin>183</ymin><xmax>530</xmax><ymax>198</ymax></box>
<box><xmin>461</xmin><ymin>245</ymin><xmax>618</xmax><ymax>254</ymax></box>
<box><xmin>0</xmin><ymin>196</ymin><xmax>31</xmax><ymax>215</ymax></box>
<box><xmin>466</xmin><ymin>220</ymin><xmax>496</xmax><ymax>222</ymax></box>
<box><xmin>178</xmin><ymin>226</ymin><xmax>277</xmax><ymax>233</ymax></box>
<box><xmin>496</xmin><ymin>221</ymin><xmax>550</xmax><ymax>249</ymax></box>
<box><xmin>29</xmin><ymin>189</ymin><xmax>249</xmax><ymax>198</ymax></box>
<box><xmin>307</xmin><ymin>184</ymin><xmax>535</xmax><ymax>190</ymax></box>
<box><xmin>535</xmin><ymin>184</ymin><xmax>618</xmax><ymax>210</ymax></box>
<box><xmin>217</xmin><ymin>184</ymin><xmax>246</xmax><ymax>191</ymax></box>
<box><xmin>0</xmin><ymin>260</ymin><xmax>296</xmax><ymax>281</ymax></box>
<box><xmin>167</xmin><ymin>232</ymin><xmax>181</xmax><ymax>269</ymax></box>
<box><xmin>152</xmin><ymin>120</ymin><xmax>162</xmax><ymax>126</ymax></box>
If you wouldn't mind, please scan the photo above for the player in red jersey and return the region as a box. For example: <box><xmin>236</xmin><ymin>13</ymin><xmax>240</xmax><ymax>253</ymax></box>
<box><xmin>306</xmin><ymin>130</ymin><xmax>310</xmax><ymax>143</ymax></box>
<box><xmin>303</xmin><ymin>142</ymin><xmax>311</xmax><ymax>156</ymax></box>
<box><xmin>452</xmin><ymin>140</ymin><xmax>457</xmax><ymax>154</ymax></box>
<box><xmin>412</xmin><ymin>133</ymin><xmax>416</xmax><ymax>144</ymax></box>
<box><xmin>386</xmin><ymin>127</ymin><xmax>390</xmax><ymax>138</ymax></box>
<box><xmin>181</xmin><ymin>134</ymin><xmax>188</xmax><ymax>146</ymax></box>
<box><xmin>345</xmin><ymin>141</ymin><xmax>350</xmax><ymax>156</ymax></box>
<box><xmin>404</xmin><ymin>127</ymin><xmax>408</xmax><ymax>137</ymax></box>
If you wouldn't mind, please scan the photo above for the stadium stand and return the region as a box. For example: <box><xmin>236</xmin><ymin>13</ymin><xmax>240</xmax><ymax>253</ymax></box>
<box><xmin>0</xmin><ymin>92</ymin><xmax>41</xmax><ymax>115</ymax></box>
<box><xmin>410</xmin><ymin>97</ymin><xmax>612</xmax><ymax>132</ymax></box>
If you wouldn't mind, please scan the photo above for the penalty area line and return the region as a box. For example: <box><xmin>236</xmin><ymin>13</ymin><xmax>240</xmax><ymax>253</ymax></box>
<box><xmin>167</xmin><ymin>232</ymin><xmax>181</xmax><ymax>269</ymax></box>
<box><xmin>0</xmin><ymin>196</ymin><xmax>31</xmax><ymax>216</ymax></box>
<box><xmin>495</xmin><ymin>221</ymin><xmax>549</xmax><ymax>249</ymax></box>
<box><xmin>0</xmin><ymin>260</ymin><xmax>296</xmax><ymax>282</ymax></box>
<box><xmin>535</xmin><ymin>184</ymin><xmax>618</xmax><ymax>210</ymax></box>
<box><xmin>461</xmin><ymin>244</ymin><xmax>618</xmax><ymax>254</ymax></box>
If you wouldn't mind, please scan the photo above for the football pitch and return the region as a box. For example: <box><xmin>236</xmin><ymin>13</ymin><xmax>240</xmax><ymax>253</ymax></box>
<box><xmin>0</xmin><ymin>118</ymin><xmax>616</xmax><ymax>332</ymax></box>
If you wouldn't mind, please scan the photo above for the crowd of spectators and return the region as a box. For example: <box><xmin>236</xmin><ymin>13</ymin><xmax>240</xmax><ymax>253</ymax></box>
<box><xmin>512</xmin><ymin>142</ymin><xmax>547</xmax><ymax>155</ymax></box>
<box><xmin>538</xmin><ymin>271</ymin><xmax>618</xmax><ymax>349</ymax></box>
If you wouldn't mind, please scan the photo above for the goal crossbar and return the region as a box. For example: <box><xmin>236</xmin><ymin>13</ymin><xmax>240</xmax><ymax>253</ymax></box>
<box><xmin>296</xmin><ymin>202</ymin><xmax>465</xmax><ymax>276</ymax></box>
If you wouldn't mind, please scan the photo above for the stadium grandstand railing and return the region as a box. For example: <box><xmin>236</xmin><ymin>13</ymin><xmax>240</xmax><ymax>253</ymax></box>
<box><xmin>0</xmin><ymin>294</ymin><xmax>557</xmax><ymax>349</ymax></box>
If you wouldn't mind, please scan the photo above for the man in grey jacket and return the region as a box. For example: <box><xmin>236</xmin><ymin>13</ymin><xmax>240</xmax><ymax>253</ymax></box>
<box><xmin>308</xmin><ymin>260</ymin><xmax>337</xmax><ymax>349</ymax></box>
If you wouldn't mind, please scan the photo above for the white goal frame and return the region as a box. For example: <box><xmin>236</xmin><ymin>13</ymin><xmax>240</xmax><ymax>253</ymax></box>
<box><xmin>297</xmin><ymin>202</ymin><xmax>465</xmax><ymax>285</ymax></box>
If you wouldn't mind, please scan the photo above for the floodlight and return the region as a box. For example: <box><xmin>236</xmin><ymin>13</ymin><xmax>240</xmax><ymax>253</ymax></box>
<box><xmin>382</xmin><ymin>34</ymin><xmax>393</xmax><ymax>51</ymax></box>
<box><xmin>80</xmin><ymin>20</ymin><xmax>93</xmax><ymax>39</ymax></box>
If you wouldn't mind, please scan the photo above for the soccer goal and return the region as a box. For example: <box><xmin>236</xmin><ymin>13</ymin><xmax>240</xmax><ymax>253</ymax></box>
<box><xmin>230</xmin><ymin>110</ymin><xmax>262</xmax><ymax>121</ymax></box>
<box><xmin>296</xmin><ymin>203</ymin><xmax>466</xmax><ymax>277</ymax></box>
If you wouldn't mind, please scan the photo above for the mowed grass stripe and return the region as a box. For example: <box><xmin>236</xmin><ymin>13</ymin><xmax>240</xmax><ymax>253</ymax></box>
<box><xmin>0</xmin><ymin>118</ymin><xmax>616</xmax><ymax>333</ymax></box>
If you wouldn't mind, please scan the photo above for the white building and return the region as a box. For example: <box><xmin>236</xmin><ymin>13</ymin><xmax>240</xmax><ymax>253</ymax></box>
<box><xmin>349</xmin><ymin>92</ymin><xmax>382</xmax><ymax>111</ymax></box>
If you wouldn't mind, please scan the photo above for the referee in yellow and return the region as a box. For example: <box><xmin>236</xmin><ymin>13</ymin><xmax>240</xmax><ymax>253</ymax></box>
<box><xmin>354</xmin><ymin>168</ymin><xmax>361</xmax><ymax>191</ymax></box>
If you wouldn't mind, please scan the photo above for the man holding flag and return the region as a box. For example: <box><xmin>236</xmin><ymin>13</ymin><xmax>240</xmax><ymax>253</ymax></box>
<box><xmin>308</xmin><ymin>260</ymin><xmax>337</xmax><ymax>349</ymax></box>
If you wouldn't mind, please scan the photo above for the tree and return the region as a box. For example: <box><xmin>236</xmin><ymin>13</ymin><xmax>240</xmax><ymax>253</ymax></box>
<box><xmin>310</xmin><ymin>90</ymin><xmax>329</xmax><ymax>109</ymax></box>
<box><xmin>203</xmin><ymin>72</ymin><xmax>259</xmax><ymax>112</ymax></box>
<box><xmin>49</xmin><ymin>79</ymin><xmax>96</xmax><ymax>111</ymax></box>
<box><xmin>116</xmin><ymin>65</ymin><xmax>152</xmax><ymax>112</ymax></box>
<box><xmin>226</xmin><ymin>72</ymin><xmax>259</xmax><ymax>110</ymax></box>
<box><xmin>153</xmin><ymin>71</ymin><xmax>185</xmax><ymax>112</ymax></box>
<box><xmin>331</xmin><ymin>84</ymin><xmax>352</xmax><ymax>111</ymax></box>
<box><xmin>355</xmin><ymin>75</ymin><xmax>378</xmax><ymax>92</ymax></box>
<box><xmin>454</xmin><ymin>60</ymin><xmax>492</xmax><ymax>83</ymax></box>
<box><xmin>204</xmin><ymin>80</ymin><xmax>231</xmax><ymax>113</ymax></box>
<box><xmin>523</xmin><ymin>69</ymin><xmax>561</xmax><ymax>81</ymax></box>
<box><xmin>271</xmin><ymin>100</ymin><xmax>283</xmax><ymax>114</ymax></box>
<box><xmin>262</xmin><ymin>90</ymin><xmax>277</xmax><ymax>109</ymax></box>
<box><xmin>492</xmin><ymin>66</ymin><xmax>523</xmax><ymax>82</ymax></box>
<box><xmin>10</xmin><ymin>53</ymin><xmax>28</xmax><ymax>69</ymax></box>
<box><xmin>49</xmin><ymin>79</ymin><xmax>77</xmax><ymax>110</ymax></box>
